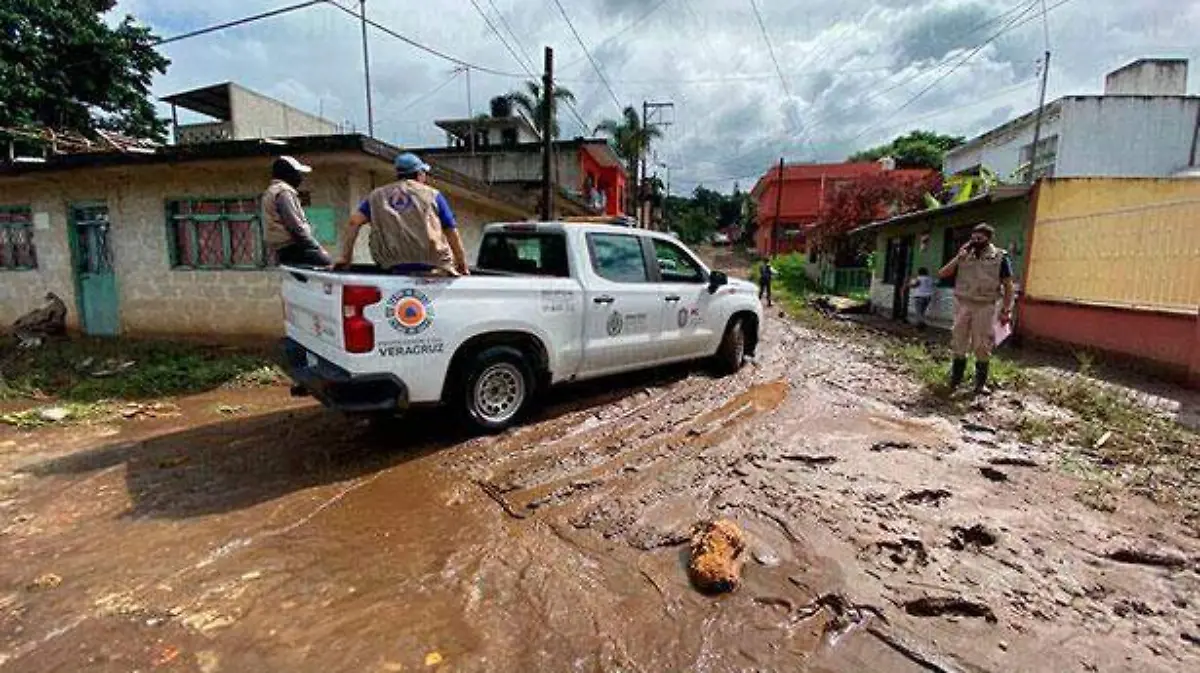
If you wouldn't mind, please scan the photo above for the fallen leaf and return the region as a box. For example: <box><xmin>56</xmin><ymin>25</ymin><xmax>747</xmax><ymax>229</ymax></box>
<box><xmin>29</xmin><ymin>573</ymin><xmax>62</xmax><ymax>590</ymax></box>
<box><xmin>152</xmin><ymin>645</ymin><xmax>180</xmax><ymax>666</ymax></box>
<box><xmin>424</xmin><ymin>651</ymin><xmax>443</xmax><ymax>666</ymax></box>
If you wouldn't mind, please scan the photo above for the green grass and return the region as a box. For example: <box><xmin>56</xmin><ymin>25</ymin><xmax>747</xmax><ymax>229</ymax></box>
<box><xmin>0</xmin><ymin>401</ymin><xmax>115</xmax><ymax>429</ymax></box>
<box><xmin>0</xmin><ymin>338</ymin><xmax>282</xmax><ymax>403</ymax></box>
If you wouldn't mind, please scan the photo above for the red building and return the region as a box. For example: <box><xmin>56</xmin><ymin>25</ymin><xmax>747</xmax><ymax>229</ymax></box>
<box><xmin>750</xmin><ymin>161</ymin><xmax>931</xmax><ymax>257</ymax></box>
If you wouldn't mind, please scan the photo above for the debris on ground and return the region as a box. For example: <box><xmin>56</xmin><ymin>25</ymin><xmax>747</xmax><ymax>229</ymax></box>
<box><xmin>949</xmin><ymin>524</ymin><xmax>999</xmax><ymax>551</ymax></box>
<box><xmin>902</xmin><ymin>596</ymin><xmax>997</xmax><ymax>622</ymax></box>
<box><xmin>687</xmin><ymin>519</ymin><xmax>745</xmax><ymax>594</ymax></box>
<box><xmin>12</xmin><ymin>292</ymin><xmax>67</xmax><ymax>347</ymax></box>
<box><xmin>1105</xmin><ymin>548</ymin><xmax>1191</xmax><ymax>570</ymax></box>
<box><xmin>899</xmin><ymin>488</ymin><xmax>952</xmax><ymax>506</ymax></box>
<box><xmin>979</xmin><ymin>466</ymin><xmax>1009</xmax><ymax>482</ymax></box>
<box><xmin>28</xmin><ymin>572</ymin><xmax>62</xmax><ymax>590</ymax></box>
<box><xmin>424</xmin><ymin>651</ymin><xmax>443</xmax><ymax>666</ymax></box>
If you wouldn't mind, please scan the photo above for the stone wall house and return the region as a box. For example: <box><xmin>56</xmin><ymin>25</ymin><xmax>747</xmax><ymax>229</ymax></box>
<box><xmin>0</xmin><ymin>134</ymin><xmax>531</xmax><ymax>338</ymax></box>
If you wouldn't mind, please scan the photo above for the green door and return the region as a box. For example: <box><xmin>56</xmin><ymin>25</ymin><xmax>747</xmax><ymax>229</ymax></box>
<box><xmin>70</xmin><ymin>203</ymin><xmax>120</xmax><ymax>336</ymax></box>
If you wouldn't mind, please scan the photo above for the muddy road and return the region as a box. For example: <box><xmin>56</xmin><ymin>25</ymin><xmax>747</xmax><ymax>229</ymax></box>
<box><xmin>2</xmin><ymin>313</ymin><xmax>1198</xmax><ymax>672</ymax></box>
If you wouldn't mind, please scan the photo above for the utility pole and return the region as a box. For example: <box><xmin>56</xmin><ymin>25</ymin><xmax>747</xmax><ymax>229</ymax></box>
<box><xmin>540</xmin><ymin>47</ymin><xmax>554</xmax><ymax>222</ymax></box>
<box><xmin>1028</xmin><ymin>49</ymin><xmax>1051</xmax><ymax>184</ymax></box>
<box><xmin>359</xmin><ymin>0</ymin><xmax>374</xmax><ymax>138</ymax></box>
<box><xmin>640</xmin><ymin>100</ymin><xmax>675</xmax><ymax>229</ymax></box>
<box><xmin>772</xmin><ymin>157</ymin><xmax>784</xmax><ymax>257</ymax></box>
<box><xmin>466</xmin><ymin>67</ymin><xmax>475</xmax><ymax>156</ymax></box>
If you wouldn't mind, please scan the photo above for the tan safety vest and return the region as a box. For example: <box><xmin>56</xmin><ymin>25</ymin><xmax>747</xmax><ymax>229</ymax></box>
<box><xmin>365</xmin><ymin>180</ymin><xmax>455</xmax><ymax>273</ymax></box>
<box><xmin>954</xmin><ymin>243</ymin><xmax>1005</xmax><ymax>303</ymax></box>
<box><xmin>261</xmin><ymin>179</ymin><xmax>305</xmax><ymax>249</ymax></box>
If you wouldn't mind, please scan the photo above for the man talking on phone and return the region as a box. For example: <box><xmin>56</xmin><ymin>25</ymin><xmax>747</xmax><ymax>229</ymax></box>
<box><xmin>938</xmin><ymin>223</ymin><xmax>1015</xmax><ymax>394</ymax></box>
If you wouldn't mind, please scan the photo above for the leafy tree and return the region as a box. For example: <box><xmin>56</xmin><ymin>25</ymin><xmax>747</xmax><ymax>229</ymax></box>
<box><xmin>810</xmin><ymin>172</ymin><xmax>941</xmax><ymax>257</ymax></box>
<box><xmin>0</xmin><ymin>0</ymin><xmax>170</xmax><ymax>141</ymax></box>
<box><xmin>506</xmin><ymin>80</ymin><xmax>577</xmax><ymax>139</ymax></box>
<box><xmin>593</xmin><ymin>106</ymin><xmax>663</xmax><ymax>213</ymax></box>
<box><xmin>849</xmin><ymin>130</ymin><xmax>965</xmax><ymax>171</ymax></box>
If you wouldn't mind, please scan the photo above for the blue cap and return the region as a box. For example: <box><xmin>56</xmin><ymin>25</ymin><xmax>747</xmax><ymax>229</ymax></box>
<box><xmin>394</xmin><ymin>152</ymin><xmax>431</xmax><ymax>174</ymax></box>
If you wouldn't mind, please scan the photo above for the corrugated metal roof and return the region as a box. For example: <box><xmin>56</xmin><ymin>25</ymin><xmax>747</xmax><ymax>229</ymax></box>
<box><xmin>849</xmin><ymin>185</ymin><xmax>1031</xmax><ymax>235</ymax></box>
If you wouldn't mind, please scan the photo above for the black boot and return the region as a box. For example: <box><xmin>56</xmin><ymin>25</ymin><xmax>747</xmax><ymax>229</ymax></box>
<box><xmin>974</xmin><ymin>361</ymin><xmax>991</xmax><ymax>395</ymax></box>
<box><xmin>949</xmin><ymin>358</ymin><xmax>967</xmax><ymax>388</ymax></box>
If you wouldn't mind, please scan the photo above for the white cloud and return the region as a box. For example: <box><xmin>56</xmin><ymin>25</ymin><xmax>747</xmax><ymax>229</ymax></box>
<box><xmin>114</xmin><ymin>0</ymin><xmax>1200</xmax><ymax>191</ymax></box>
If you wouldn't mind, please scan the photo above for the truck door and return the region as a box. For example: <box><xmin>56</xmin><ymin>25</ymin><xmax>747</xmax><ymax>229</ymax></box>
<box><xmin>579</xmin><ymin>231</ymin><xmax>664</xmax><ymax>375</ymax></box>
<box><xmin>650</xmin><ymin>238</ymin><xmax>718</xmax><ymax>360</ymax></box>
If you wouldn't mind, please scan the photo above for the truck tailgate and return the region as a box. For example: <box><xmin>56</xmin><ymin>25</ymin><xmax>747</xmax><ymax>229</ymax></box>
<box><xmin>281</xmin><ymin>269</ymin><xmax>342</xmax><ymax>351</ymax></box>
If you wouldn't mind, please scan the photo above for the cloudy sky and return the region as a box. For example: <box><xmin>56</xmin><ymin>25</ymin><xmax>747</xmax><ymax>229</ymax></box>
<box><xmin>114</xmin><ymin>0</ymin><xmax>1200</xmax><ymax>192</ymax></box>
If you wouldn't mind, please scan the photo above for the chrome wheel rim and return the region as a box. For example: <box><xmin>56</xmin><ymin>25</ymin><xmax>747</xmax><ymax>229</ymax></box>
<box><xmin>474</xmin><ymin>363</ymin><xmax>525</xmax><ymax>424</ymax></box>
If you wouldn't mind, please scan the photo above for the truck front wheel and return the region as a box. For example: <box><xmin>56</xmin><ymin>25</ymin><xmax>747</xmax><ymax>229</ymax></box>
<box><xmin>714</xmin><ymin>317</ymin><xmax>747</xmax><ymax>375</ymax></box>
<box><xmin>460</xmin><ymin>346</ymin><xmax>534</xmax><ymax>433</ymax></box>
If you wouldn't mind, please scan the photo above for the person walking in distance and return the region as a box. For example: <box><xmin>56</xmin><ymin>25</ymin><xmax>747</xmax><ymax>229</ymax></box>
<box><xmin>939</xmin><ymin>223</ymin><xmax>1015</xmax><ymax>393</ymax></box>
<box><xmin>758</xmin><ymin>257</ymin><xmax>774</xmax><ymax>307</ymax></box>
<box><xmin>263</xmin><ymin>156</ymin><xmax>332</xmax><ymax>266</ymax></box>
<box><xmin>337</xmin><ymin>152</ymin><xmax>469</xmax><ymax>276</ymax></box>
<box><xmin>908</xmin><ymin>267</ymin><xmax>935</xmax><ymax>329</ymax></box>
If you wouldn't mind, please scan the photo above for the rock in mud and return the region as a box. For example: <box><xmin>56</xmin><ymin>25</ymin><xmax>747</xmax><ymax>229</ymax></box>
<box><xmin>899</xmin><ymin>489</ymin><xmax>952</xmax><ymax>507</ymax></box>
<box><xmin>903</xmin><ymin>596</ymin><xmax>998</xmax><ymax>623</ymax></box>
<box><xmin>688</xmin><ymin>519</ymin><xmax>746</xmax><ymax>594</ymax></box>
<box><xmin>1105</xmin><ymin>548</ymin><xmax>1190</xmax><ymax>570</ymax></box>
<box><xmin>871</xmin><ymin>440</ymin><xmax>916</xmax><ymax>452</ymax></box>
<box><xmin>979</xmin><ymin>467</ymin><xmax>1009</xmax><ymax>482</ymax></box>
<box><xmin>949</xmin><ymin>524</ymin><xmax>999</xmax><ymax>551</ymax></box>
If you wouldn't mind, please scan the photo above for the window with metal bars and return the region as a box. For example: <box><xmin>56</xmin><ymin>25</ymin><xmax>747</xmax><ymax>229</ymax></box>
<box><xmin>166</xmin><ymin>197</ymin><xmax>273</xmax><ymax>269</ymax></box>
<box><xmin>0</xmin><ymin>206</ymin><xmax>37</xmax><ymax>270</ymax></box>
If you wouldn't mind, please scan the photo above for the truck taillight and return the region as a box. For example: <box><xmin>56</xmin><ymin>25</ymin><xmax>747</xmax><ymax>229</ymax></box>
<box><xmin>342</xmin><ymin>285</ymin><xmax>381</xmax><ymax>354</ymax></box>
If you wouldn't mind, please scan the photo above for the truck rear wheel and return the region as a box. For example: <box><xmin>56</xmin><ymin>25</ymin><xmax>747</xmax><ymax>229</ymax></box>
<box><xmin>460</xmin><ymin>346</ymin><xmax>533</xmax><ymax>433</ymax></box>
<box><xmin>715</xmin><ymin>317</ymin><xmax>747</xmax><ymax>375</ymax></box>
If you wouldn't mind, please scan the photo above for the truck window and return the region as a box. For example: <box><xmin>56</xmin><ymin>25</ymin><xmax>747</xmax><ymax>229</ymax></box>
<box><xmin>652</xmin><ymin>239</ymin><xmax>705</xmax><ymax>283</ymax></box>
<box><xmin>588</xmin><ymin>233</ymin><xmax>649</xmax><ymax>283</ymax></box>
<box><xmin>477</xmin><ymin>232</ymin><xmax>569</xmax><ymax>277</ymax></box>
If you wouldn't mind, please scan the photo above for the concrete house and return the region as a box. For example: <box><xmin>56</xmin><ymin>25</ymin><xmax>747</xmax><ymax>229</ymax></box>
<box><xmin>857</xmin><ymin>186</ymin><xmax>1032</xmax><ymax>327</ymax></box>
<box><xmin>944</xmin><ymin>58</ymin><xmax>1200</xmax><ymax>181</ymax></box>
<box><xmin>0</xmin><ymin>134</ymin><xmax>531</xmax><ymax>339</ymax></box>
<box><xmin>422</xmin><ymin>114</ymin><xmax>628</xmax><ymax>218</ymax></box>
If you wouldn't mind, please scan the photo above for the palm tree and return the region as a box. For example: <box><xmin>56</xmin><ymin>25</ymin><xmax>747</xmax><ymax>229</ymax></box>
<box><xmin>594</xmin><ymin>106</ymin><xmax>663</xmax><ymax>216</ymax></box>
<box><xmin>505</xmin><ymin>80</ymin><xmax>576</xmax><ymax>139</ymax></box>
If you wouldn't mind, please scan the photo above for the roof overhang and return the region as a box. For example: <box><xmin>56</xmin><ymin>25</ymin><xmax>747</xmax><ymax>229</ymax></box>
<box><xmin>161</xmin><ymin>82</ymin><xmax>234</xmax><ymax>120</ymax></box>
<box><xmin>849</xmin><ymin>185</ymin><xmax>1032</xmax><ymax>235</ymax></box>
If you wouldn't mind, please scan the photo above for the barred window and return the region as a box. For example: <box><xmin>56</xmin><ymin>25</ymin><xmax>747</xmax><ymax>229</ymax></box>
<box><xmin>166</xmin><ymin>198</ymin><xmax>274</xmax><ymax>269</ymax></box>
<box><xmin>0</xmin><ymin>206</ymin><xmax>37</xmax><ymax>270</ymax></box>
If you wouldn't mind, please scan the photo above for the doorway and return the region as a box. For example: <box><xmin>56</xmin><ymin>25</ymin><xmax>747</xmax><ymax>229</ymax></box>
<box><xmin>69</xmin><ymin>203</ymin><xmax>120</xmax><ymax>336</ymax></box>
<box><xmin>886</xmin><ymin>235</ymin><xmax>913</xmax><ymax>321</ymax></box>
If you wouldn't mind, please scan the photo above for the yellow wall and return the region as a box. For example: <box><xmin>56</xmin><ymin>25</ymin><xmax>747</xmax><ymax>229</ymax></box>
<box><xmin>1026</xmin><ymin>178</ymin><xmax>1200</xmax><ymax>313</ymax></box>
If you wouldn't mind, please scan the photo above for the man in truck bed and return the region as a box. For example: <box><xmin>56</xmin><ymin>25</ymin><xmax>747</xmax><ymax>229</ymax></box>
<box><xmin>336</xmin><ymin>152</ymin><xmax>470</xmax><ymax>276</ymax></box>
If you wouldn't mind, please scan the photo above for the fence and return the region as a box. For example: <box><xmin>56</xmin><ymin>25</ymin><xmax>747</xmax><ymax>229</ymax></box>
<box><xmin>818</xmin><ymin>265</ymin><xmax>872</xmax><ymax>297</ymax></box>
<box><xmin>1025</xmin><ymin>179</ymin><xmax>1200</xmax><ymax>313</ymax></box>
<box><xmin>1020</xmin><ymin>178</ymin><xmax>1200</xmax><ymax>387</ymax></box>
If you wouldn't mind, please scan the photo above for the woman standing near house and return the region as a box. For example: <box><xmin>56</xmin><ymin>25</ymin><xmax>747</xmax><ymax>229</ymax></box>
<box><xmin>908</xmin><ymin>267</ymin><xmax>935</xmax><ymax>328</ymax></box>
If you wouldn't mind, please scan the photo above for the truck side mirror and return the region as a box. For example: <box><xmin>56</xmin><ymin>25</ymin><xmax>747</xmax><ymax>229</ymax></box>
<box><xmin>708</xmin><ymin>270</ymin><xmax>728</xmax><ymax>294</ymax></box>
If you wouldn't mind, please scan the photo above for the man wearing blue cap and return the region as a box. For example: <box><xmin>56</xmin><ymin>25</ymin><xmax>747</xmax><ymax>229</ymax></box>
<box><xmin>336</xmin><ymin>152</ymin><xmax>469</xmax><ymax>276</ymax></box>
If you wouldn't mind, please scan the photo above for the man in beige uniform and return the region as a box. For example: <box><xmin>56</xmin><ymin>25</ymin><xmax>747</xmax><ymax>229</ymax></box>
<box><xmin>263</xmin><ymin>156</ymin><xmax>331</xmax><ymax>266</ymax></box>
<box><xmin>939</xmin><ymin>223</ymin><xmax>1015</xmax><ymax>393</ymax></box>
<box><xmin>336</xmin><ymin>153</ymin><xmax>469</xmax><ymax>275</ymax></box>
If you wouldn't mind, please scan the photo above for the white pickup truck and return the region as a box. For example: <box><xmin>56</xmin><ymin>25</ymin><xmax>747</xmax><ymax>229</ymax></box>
<box><xmin>280</xmin><ymin>221</ymin><xmax>762</xmax><ymax>431</ymax></box>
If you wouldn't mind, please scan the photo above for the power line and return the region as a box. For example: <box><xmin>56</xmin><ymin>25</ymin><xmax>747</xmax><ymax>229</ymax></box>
<box><xmin>467</xmin><ymin>0</ymin><xmax>536</xmax><ymax>76</ymax></box>
<box><xmin>485</xmin><ymin>0</ymin><xmax>539</xmax><ymax>74</ymax></box>
<box><xmin>559</xmin><ymin>0</ymin><xmax>673</xmax><ymax>72</ymax></box>
<box><xmin>549</xmin><ymin>0</ymin><xmax>623</xmax><ymax>110</ymax></box>
<box><xmin>322</xmin><ymin>0</ymin><xmax>524</xmax><ymax>77</ymax></box>
<box><xmin>466</xmin><ymin>0</ymin><xmax>590</xmax><ymax>135</ymax></box>
<box><xmin>375</xmin><ymin>70</ymin><xmax>462</xmax><ymax>122</ymax></box>
<box><xmin>848</xmin><ymin>0</ymin><xmax>1044</xmax><ymax>143</ymax></box>
<box><xmin>747</xmin><ymin>0</ymin><xmax>790</xmax><ymax>98</ymax></box>
<box><xmin>154</xmin><ymin>0</ymin><xmax>325</xmax><ymax>46</ymax></box>
<box><xmin>867</xmin><ymin>77</ymin><xmax>1039</xmax><ymax>137</ymax></box>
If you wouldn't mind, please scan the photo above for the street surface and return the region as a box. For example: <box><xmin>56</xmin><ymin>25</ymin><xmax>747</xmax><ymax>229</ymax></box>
<box><xmin>2</xmin><ymin>306</ymin><xmax>1198</xmax><ymax>672</ymax></box>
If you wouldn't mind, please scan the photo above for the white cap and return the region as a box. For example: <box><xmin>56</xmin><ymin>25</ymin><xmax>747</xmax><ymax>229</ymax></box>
<box><xmin>277</xmin><ymin>155</ymin><xmax>312</xmax><ymax>173</ymax></box>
